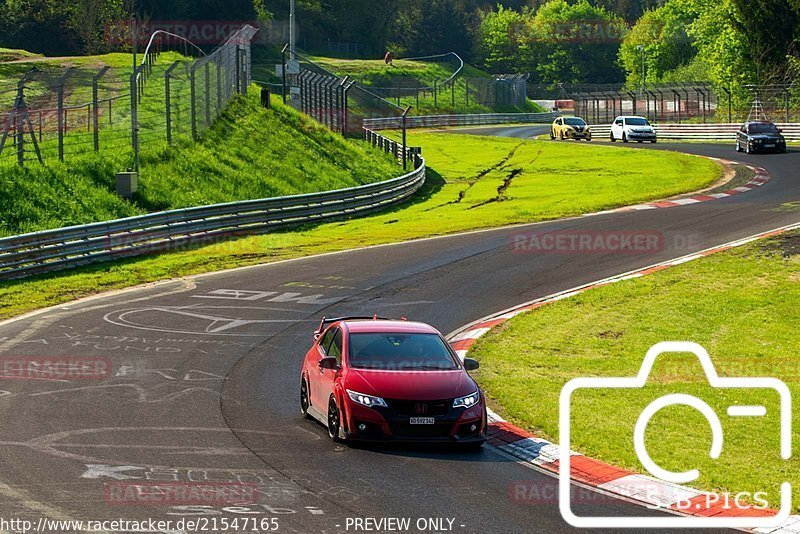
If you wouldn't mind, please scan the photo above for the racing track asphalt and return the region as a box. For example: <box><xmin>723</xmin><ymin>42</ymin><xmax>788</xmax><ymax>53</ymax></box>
<box><xmin>0</xmin><ymin>127</ymin><xmax>796</xmax><ymax>534</ymax></box>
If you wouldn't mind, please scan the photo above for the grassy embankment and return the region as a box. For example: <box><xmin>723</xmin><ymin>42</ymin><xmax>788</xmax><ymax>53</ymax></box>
<box><xmin>470</xmin><ymin>231</ymin><xmax>800</xmax><ymax>511</ymax></box>
<box><xmin>0</xmin><ymin>131</ymin><xmax>719</xmax><ymax>320</ymax></box>
<box><xmin>0</xmin><ymin>51</ymin><xmax>399</xmax><ymax>235</ymax></box>
<box><xmin>313</xmin><ymin>56</ymin><xmax>543</xmax><ymax>114</ymax></box>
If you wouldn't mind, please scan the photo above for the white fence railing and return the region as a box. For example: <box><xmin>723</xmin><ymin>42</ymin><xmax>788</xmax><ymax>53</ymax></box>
<box><xmin>364</xmin><ymin>112</ymin><xmax>558</xmax><ymax>131</ymax></box>
<box><xmin>590</xmin><ymin>123</ymin><xmax>800</xmax><ymax>141</ymax></box>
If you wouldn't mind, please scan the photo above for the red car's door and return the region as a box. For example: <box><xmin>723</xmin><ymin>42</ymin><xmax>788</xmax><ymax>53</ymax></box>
<box><xmin>309</xmin><ymin>327</ymin><xmax>335</xmax><ymax>409</ymax></box>
<box><xmin>317</xmin><ymin>328</ymin><xmax>343</xmax><ymax>409</ymax></box>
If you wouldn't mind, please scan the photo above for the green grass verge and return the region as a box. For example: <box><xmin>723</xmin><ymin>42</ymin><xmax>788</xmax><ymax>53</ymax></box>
<box><xmin>469</xmin><ymin>232</ymin><xmax>800</xmax><ymax>511</ymax></box>
<box><xmin>0</xmin><ymin>132</ymin><xmax>719</xmax><ymax>320</ymax></box>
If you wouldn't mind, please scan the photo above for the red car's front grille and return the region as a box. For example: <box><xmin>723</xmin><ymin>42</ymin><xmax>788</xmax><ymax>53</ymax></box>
<box><xmin>386</xmin><ymin>399</ymin><xmax>452</xmax><ymax>417</ymax></box>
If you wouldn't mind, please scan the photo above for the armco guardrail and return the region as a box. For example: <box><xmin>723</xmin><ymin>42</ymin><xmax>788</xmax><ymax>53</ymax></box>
<box><xmin>589</xmin><ymin>123</ymin><xmax>800</xmax><ymax>141</ymax></box>
<box><xmin>0</xmin><ymin>133</ymin><xmax>424</xmax><ymax>280</ymax></box>
<box><xmin>363</xmin><ymin>112</ymin><xmax>558</xmax><ymax>130</ymax></box>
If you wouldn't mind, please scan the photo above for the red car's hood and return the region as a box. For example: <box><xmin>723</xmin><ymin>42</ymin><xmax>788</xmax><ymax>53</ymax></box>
<box><xmin>346</xmin><ymin>368</ymin><xmax>475</xmax><ymax>400</ymax></box>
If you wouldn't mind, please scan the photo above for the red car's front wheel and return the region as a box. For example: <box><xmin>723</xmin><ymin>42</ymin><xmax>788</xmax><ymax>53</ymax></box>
<box><xmin>327</xmin><ymin>397</ymin><xmax>342</xmax><ymax>442</ymax></box>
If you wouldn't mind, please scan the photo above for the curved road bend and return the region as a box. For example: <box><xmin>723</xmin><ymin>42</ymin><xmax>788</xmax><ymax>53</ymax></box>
<box><xmin>0</xmin><ymin>132</ymin><xmax>796</xmax><ymax>533</ymax></box>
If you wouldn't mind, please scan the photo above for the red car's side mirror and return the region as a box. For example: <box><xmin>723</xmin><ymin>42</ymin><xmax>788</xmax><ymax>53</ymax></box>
<box><xmin>463</xmin><ymin>358</ymin><xmax>480</xmax><ymax>371</ymax></box>
<box><xmin>318</xmin><ymin>356</ymin><xmax>339</xmax><ymax>370</ymax></box>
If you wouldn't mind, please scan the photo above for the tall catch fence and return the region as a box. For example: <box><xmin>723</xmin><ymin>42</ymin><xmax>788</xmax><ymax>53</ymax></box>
<box><xmin>530</xmin><ymin>82</ymin><xmax>800</xmax><ymax>124</ymax></box>
<box><xmin>0</xmin><ymin>24</ymin><xmax>257</xmax><ymax>167</ymax></box>
<box><xmin>286</xmin><ymin>50</ymin><xmax>405</xmax><ymax>137</ymax></box>
<box><xmin>280</xmin><ymin>51</ymin><xmax>533</xmax><ymax>136</ymax></box>
<box><xmin>572</xmin><ymin>83</ymin><xmax>716</xmax><ymax>124</ymax></box>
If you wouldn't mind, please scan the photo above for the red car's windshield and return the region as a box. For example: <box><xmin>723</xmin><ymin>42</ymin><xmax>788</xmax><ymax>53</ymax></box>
<box><xmin>348</xmin><ymin>333</ymin><xmax>459</xmax><ymax>371</ymax></box>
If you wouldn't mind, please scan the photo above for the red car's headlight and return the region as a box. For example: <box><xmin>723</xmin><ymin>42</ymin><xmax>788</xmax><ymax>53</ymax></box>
<box><xmin>346</xmin><ymin>389</ymin><xmax>388</xmax><ymax>408</ymax></box>
<box><xmin>453</xmin><ymin>391</ymin><xmax>480</xmax><ymax>409</ymax></box>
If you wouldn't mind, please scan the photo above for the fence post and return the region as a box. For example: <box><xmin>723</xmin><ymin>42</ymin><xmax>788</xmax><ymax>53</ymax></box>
<box><xmin>401</xmin><ymin>106</ymin><xmax>411</xmax><ymax>171</ymax></box>
<box><xmin>313</xmin><ymin>74</ymin><xmax>322</xmax><ymax>122</ymax></box>
<box><xmin>92</xmin><ymin>66</ymin><xmax>109</xmax><ymax>152</ymax></box>
<box><xmin>328</xmin><ymin>79</ymin><xmax>335</xmax><ymax>128</ymax></box>
<box><xmin>216</xmin><ymin>57</ymin><xmax>222</xmax><ymax>115</ymax></box>
<box><xmin>342</xmin><ymin>80</ymin><xmax>353</xmax><ymax>137</ymax></box>
<box><xmin>164</xmin><ymin>61</ymin><xmax>179</xmax><ymax>144</ymax></box>
<box><xmin>451</xmin><ymin>81</ymin><xmax>455</xmax><ymax>108</ymax></box>
<box><xmin>281</xmin><ymin>44</ymin><xmax>288</xmax><ymax>104</ymax></box>
<box><xmin>204</xmin><ymin>62</ymin><xmax>211</xmax><ymax>127</ymax></box>
<box><xmin>242</xmin><ymin>42</ymin><xmax>250</xmax><ymax>96</ymax></box>
<box><xmin>130</xmin><ymin>68</ymin><xmax>139</xmax><ymax>172</ymax></box>
<box><xmin>434</xmin><ymin>81</ymin><xmax>438</xmax><ymax>109</ymax></box>
<box><xmin>465</xmin><ymin>80</ymin><xmax>469</xmax><ymax>108</ymax></box>
<box><xmin>785</xmin><ymin>89</ymin><xmax>790</xmax><ymax>123</ymax></box>
<box><xmin>235</xmin><ymin>47</ymin><xmax>241</xmax><ymax>94</ymax></box>
<box><xmin>15</xmin><ymin>89</ymin><xmax>24</xmax><ymax>166</ymax></box>
<box><xmin>190</xmin><ymin>65</ymin><xmax>197</xmax><ymax>141</ymax></box>
<box><xmin>56</xmin><ymin>69</ymin><xmax>74</xmax><ymax>162</ymax></box>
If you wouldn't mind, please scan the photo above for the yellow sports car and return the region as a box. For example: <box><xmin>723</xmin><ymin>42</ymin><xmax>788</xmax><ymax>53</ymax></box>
<box><xmin>550</xmin><ymin>116</ymin><xmax>592</xmax><ymax>141</ymax></box>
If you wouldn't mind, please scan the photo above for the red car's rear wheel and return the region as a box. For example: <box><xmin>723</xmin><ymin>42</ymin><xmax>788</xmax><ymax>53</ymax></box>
<box><xmin>300</xmin><ymin>377</ymin><xmax>311</xmax><ymax>419</ymax></box>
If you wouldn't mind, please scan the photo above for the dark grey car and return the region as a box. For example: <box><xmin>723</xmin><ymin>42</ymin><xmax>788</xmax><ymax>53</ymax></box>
<box><xmin>736</xmin><ymin>121</ymin><xmax>787</xmax><ymax>154</ymax></box>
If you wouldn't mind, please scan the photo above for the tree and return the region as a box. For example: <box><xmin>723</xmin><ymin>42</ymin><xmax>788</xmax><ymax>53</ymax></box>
<box><xmin>526</xmin><ymin>0</ymin><xmax>627</xmax><ymax>83</ymax></box>
<box><xmin>729</xmin><ymin>0</ymin><xmax>798</xmax><ymax>82</ymax></box>
<box><xmin>618</xmin><ymin>3</ymin><xmax>695</xmax><ymax>87</ymax></box>
<box><xmin>389</xmin><ymin>0</ymin><xmax>482</xmax><ymax>59</ymax></box>
<box><xmin>475</xmin><ymin>5</ymin><xmax>532</xmax><ymax>72</ymax></box>
<box><xmin>68</xmin><ymin>0</ymin><xmax>125</xmax><ymax>54</ymax></box>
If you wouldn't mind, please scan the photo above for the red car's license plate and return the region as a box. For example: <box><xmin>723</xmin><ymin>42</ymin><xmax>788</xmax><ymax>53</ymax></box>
<box><xmin>409</xmin><ymin>417</ymin><xmax>435</xmax><ymax>425</ymax></box>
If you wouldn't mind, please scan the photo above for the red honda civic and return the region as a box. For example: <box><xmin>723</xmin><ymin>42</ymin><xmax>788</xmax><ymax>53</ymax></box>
<box><xmin>299</xmin><ymin>316</ymin><xmax>487</xmax><ymax>448</ymax></box>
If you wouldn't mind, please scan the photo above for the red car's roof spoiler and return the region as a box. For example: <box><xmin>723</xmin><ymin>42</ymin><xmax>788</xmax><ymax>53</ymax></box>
<box><xmin>314</xmin><ymin>315</ymin><xmax>401</xmax><ymax>338</ymax></box>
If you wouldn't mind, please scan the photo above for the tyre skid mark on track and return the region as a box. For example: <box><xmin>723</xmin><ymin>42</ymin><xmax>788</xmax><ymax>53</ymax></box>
<box><xmin>447</xmin><ymin>219</ymin><xmax>800</xmax><ymax>533</ymax></box>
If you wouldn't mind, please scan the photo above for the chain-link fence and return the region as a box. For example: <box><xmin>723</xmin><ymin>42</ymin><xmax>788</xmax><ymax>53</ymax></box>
<box><xmin>572</xmin><ymin>83</ymin><xmax>717</xmax><ymax>124</ymax></box>
<box><xmin>278</xmin><ymin>50</ymin><xmax>536</xmax><ymax>136</ymax></box>
<box><xmin>284</xmin><ymin>50</ymin><xmax>404</xmax><ymax>137</ymax></box>
<box><xmin>0</xmin><ymin>24</ymin><xmax>257</xmax><ymax>167</ymax></box>
<box><xmin>529</xmin><ymin>81</ymin><xmax>800</xmax><ymax>124</ymax></box>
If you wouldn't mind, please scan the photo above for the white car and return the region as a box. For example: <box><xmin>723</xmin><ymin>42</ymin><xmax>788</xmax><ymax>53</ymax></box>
<box><xmin>610</xmin><ymin>116</ymin><xmax>657</xmax><ymax>143</ymax></box>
